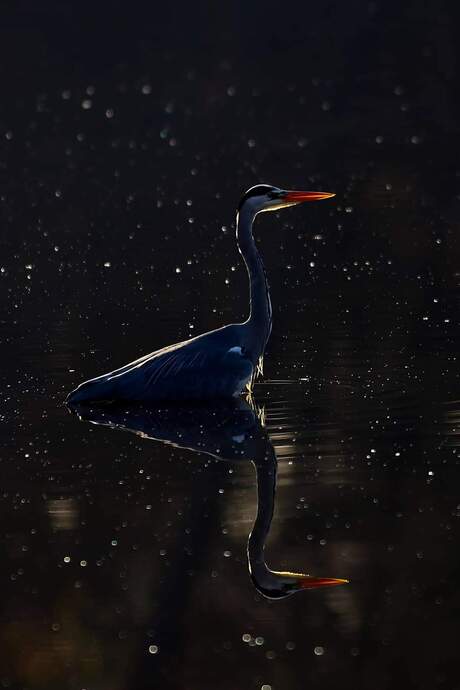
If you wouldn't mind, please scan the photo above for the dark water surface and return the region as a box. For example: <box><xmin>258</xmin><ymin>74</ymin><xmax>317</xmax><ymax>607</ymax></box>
<box><xmin>1</xmin><ymin>2</ymin><xmax>460</xmax><ymax>689</ymax></box>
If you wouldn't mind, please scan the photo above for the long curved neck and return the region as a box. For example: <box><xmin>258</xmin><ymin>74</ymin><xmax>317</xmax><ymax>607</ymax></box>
<box><xmin>236</xmin><ymin>207</ymin><xmax>272</xmax><ymax>353</ymax></box>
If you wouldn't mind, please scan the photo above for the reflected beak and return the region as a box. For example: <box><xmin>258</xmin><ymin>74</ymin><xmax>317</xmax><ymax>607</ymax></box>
<box><xmin>299</xmin><ymin>576</ymin><xmax>348</xmax><ymax>590</ymax></box>
<box><xmin>283</xmin><ymin>190</ymin><xmax>335</xmax><ymax>204</ymax></box>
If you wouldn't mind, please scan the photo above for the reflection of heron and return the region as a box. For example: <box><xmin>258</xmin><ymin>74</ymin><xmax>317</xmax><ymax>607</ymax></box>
<box><xmin>67</xmin><ymin>185</ymin><xmax>334</xmax><ymax>404</ymax></box>
<box><xmin>70</xmin><ymin>399</ymin><xmax>347</xmax><ymax>599</ymax></box>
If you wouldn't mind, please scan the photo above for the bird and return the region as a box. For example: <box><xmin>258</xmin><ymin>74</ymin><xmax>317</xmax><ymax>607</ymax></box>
<box><xmin>67</xmin><ymin>184</ymin><xmax>334</xmax><ymax>404</ymax></box>
<box><xmin>71</xmin><ymin>398</ymin><xmax>348</xmax><ymax>598</ymax></box>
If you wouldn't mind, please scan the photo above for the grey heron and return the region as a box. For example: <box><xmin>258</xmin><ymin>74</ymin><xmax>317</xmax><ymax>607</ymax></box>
<box><xmin>67</xmin><ymin>185</ymin><xmax>334</xmax><ymax>404</ymax></box>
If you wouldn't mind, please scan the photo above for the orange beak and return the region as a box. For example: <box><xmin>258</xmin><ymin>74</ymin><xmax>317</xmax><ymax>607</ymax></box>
<box><xmin>299</xmin><ymin>576</ymin><xmax>348</xmax><ymax>590</ymax></box>
<box><xmin>284</xmin><ymin>190</ymin><xmax>335</xmax><ymax>203</ymax></box>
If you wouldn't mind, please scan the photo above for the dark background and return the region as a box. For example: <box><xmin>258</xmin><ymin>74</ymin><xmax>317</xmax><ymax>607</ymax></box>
<box><xmin>1</xmin><ymin>0</ymin><xmax>460</xmax><ymax>368</ymax></box>
<box><xmin>1</xmin><ymin>2</ymin><xmax>460</xmax><ymax>689</ymax></box>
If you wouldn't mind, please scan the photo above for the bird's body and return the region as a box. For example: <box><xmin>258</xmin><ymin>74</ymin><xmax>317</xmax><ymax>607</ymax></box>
<box><xmin>67</xmin><ymin>184</ymin><xmax>334</xmax><ymax>405</ymax></box>
<box><xmin>69</xmin><ymin>324</ymin><xmax>255</xmax><ymax>403</ymax></box>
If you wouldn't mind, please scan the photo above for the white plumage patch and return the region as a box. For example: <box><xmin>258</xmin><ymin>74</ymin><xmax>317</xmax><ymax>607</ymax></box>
<box><xmin>232</xmin><ymin>434</ymin><xmax>246</xmax><ymax>443</ymax></box>
<box><xmin>227</xmin><ymin>346</ymin><xmax>243</xmax><ymax>355</ymax></box>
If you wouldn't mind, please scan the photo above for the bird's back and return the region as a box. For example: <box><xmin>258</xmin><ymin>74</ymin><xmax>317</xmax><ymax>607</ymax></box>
<box><xmin>67</xmin><ymin>324</ymin><xmax>255</xmax><ymax>403</ymax></box>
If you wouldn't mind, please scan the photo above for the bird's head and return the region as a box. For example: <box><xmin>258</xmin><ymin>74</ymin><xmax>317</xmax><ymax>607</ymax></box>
<box><xmin>238</xmin><ymin>184</ymin><xmax>335</xmax><ymax>215</ymax></box>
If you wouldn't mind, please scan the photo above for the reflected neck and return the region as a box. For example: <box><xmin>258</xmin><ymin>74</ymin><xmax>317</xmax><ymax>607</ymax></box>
<box><xmin>247</xmin><ymin>448</ymin><xmax>277</xmax><ymax>584</ymax></box>
<box><xmin>247</xmin><ymin>446</ymin><xmax>348</xmax><ymax>599</ymax></box>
